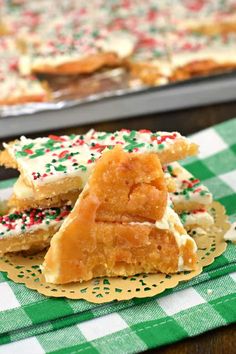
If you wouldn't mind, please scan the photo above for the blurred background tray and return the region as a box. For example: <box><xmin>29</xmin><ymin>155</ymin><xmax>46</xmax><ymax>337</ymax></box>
<box><xmin>1</xmin><ymin>72</ymin><xmax>236</xmax><ymax>139</ymax></box>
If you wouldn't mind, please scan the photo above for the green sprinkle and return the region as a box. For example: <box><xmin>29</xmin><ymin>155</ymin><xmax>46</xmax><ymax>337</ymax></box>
<box><xmin>71</xmin><ymin>152</ymin><xmax>79</xmax><ymax>156</ymax></box>
<box><xmin>22</xmin><ymin>143</ymin><xmax>34</xmax><ymax>151</ymax></box>
<box><xmin>124</xmin><ymin>142</ymin><xmax>145</xmax><ymax>151</ymax></box>
<box><xmin>123</xmin><ymin>130</ymin><xmax>136</xmax><ymax>143</ymax></box>
<box><xmin>42</xmin><ymin>139</ymin><xmax>61</xmax><ymax>151</ymax></box>
<box><xmin>98</xmin><ymin>133</ymin><xmax>111</xmax><ymax>140</ymax></box>
<box><xmin>59</xmin><ymin>154</ymin><xmax>70</xmax><ymax>162</ymax></box>
<box><xmin>167</xmin><ymin>165</ymin><xmax>174</xmax><ymax>175</ymax></box>
<box><xmin>179</xmin><ymin>212</ymin><xmax>188</xmax><ymax>224</ymax></box>
<box><xmin>92</xmin><ymin>30</ymin><xmax>99</xmax><ymax>37</ymax></box>
<box><xmin>54</xmin><ymin>165</ymin><xmax>67</xmax><ymax>172</ymax></box>
<box><xmin>153</xmin><ymin>50</ymin><xmax>163</xmax><ymax>58</ymax></box>
<box><xmin>79</xmin><ymin>165</ymin><xmax>87</xmax><ymax>171</ymax></box>
<box><xmin>29</xmin><ymin>148</ymin><xmax>45</xmax><ymax>159</ymax></box>
<box><xmin>15</xmin><ymin>151</ymin><xmax>28</xmax><ymax>158</ymax></box>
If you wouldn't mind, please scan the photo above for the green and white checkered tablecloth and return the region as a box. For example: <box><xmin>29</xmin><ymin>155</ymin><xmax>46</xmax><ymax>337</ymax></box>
<box><xmin>0</xmin><ymin>118</ymin><xmax>236</xmax><ymax>354</ymax></box>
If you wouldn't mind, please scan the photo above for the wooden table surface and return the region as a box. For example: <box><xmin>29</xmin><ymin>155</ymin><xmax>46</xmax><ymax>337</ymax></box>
<box><xmin>1</xmin><ymin>101</ymin><xmax>236</xmax><ymax>354</ymax></box>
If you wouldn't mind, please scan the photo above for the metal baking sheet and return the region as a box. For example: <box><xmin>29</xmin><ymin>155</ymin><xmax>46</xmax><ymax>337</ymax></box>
<box><xmin>1</xmin><ymin>72</ymin><xmax>236</xmax><ymax>139</ymax></box>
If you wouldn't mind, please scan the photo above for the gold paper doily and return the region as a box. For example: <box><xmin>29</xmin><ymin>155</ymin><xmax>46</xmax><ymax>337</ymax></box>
<box><xmin>0</xmin><ymin>202</ymin><xmax>229</xmax><ymax>303</ymax></box>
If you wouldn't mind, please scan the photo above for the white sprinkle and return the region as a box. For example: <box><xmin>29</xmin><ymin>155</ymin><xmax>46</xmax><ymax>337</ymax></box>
<box><xmin>207</xmin><ymin>289</ymin><xmax>213</xmax><ymax>295</ymax></box>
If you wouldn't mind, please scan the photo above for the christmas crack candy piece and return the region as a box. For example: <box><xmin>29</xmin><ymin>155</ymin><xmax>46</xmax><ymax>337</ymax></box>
<box><xmin>0</xmin><ymin>205</ymin><xmax>72</xmax><ymax>255</ymax></box>
<box><xmin>42</xmin><ymin>145</ymin><xmax>197</xmax><ymax>284</ymax></box>
<box><xmin>0</xmin><ymin>130</ymin><xmax>198</xmax><ymax>203</ymax></box>
<box><xmin>164</xmin><ymin>162</ymin><xmax>212</xmax><ymax>212</ymax></box>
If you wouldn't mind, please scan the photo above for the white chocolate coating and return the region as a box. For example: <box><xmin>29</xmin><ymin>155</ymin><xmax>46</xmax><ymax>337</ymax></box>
<box><xmin>4</xmin><ymin>130</ymin><xmax>191</xmax><ymax>190</ymax></box>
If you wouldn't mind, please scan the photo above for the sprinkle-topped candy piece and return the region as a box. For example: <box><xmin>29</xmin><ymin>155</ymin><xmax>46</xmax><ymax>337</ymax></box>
<box><xmin>85</xmin><ymin>129</ymin><xmax>180</xmax><ymax>153</ymax></box>
<box><xmin>0</xmin><ymin>205</ymin><xmax>72</xmax><ymax>239</ymax></box>
<box><xmin>4</xmin><ymin>134</ymin><xmax>99</xmax><ymax>186</ymax></box>
<box><xmin>179</xmin><ymin>209</ymin><xmax>214</xmax><ymax>228</ymax></box>
<box><xmin>0</xmin><ymin>37</ymin><xmax>48</xmax><ymax>105</ymax></box>
<box><xmin>164</xmin><ymin>162</ymin><xmax>212</xmax><ymax>211</ymax></box>
<box><xmin>3</xmin><ymin>130</ymin><xmax>197</xmax><ymax>189</ymax></box>
<box><xmin>169</xmin><ymin>31</ymin><xmax>236</xmax><ymax>77</ymax></box>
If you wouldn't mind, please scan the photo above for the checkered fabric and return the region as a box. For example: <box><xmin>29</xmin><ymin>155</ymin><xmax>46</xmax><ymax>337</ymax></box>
<box><xmin>0</xmin><ymin>118</ymin><xmax>236</xmax><ymax>354</ymax></box>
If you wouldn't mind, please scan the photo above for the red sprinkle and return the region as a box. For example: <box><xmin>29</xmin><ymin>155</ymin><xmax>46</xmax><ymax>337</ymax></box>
<box><xmin>147</xmin><ymin>9</ymin><xmax>158</xmax><ymax>21</ymax></box>
<box><xmin>58</xmin><ymin>150</ymin><xmax>69</xmax><ymax>159</ymax></box>
<box><xmin>193</xmin><ymin>209</ymin><xmax>205</xmax><ymax>214</ymax></box>
<box><xmin>9</xmin><ymin>59</ymin><xmax>18</xmax><ymax>71</ymax></box>
<box><xmin>194</xmin><ymin>187</ymin><xmax>202</xmax><ymax>193</ymax></box>
<box><xmin>183</xmin><ymin>178</ymin><xmax>200</xmax><ymax>189</ymax></box>
<box><xmin>75</xmin><ymin>139</ymin><xmax>85</xmax><ymax>146</ymax></box>
<box><xmin>139</xmin><ymin>129</ymin><xmax>151</xmax><ymax>133</ymax></box>
<box><xmin>24</xmin><ymin>149</ymin><xmax>33</xmax><ymax>154</ymax></box>
<box><xmin>60</xmin><ymin>210</ymin><xmax>70</xmax><ymax>218</ymax></box>
<box><xmin>151</xmin><ymin>133</ymin><xmax>177</xmax><ymax>144</ymax></box>
<box><xmin>48</xmin><ymin>135</ymin><xmax>66</xmax><ymax>142</ymax></box>
<box><xmin>91</xmin><ymin>143</ymin><xmax>107</xmax><ymax>152</ymax></box>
